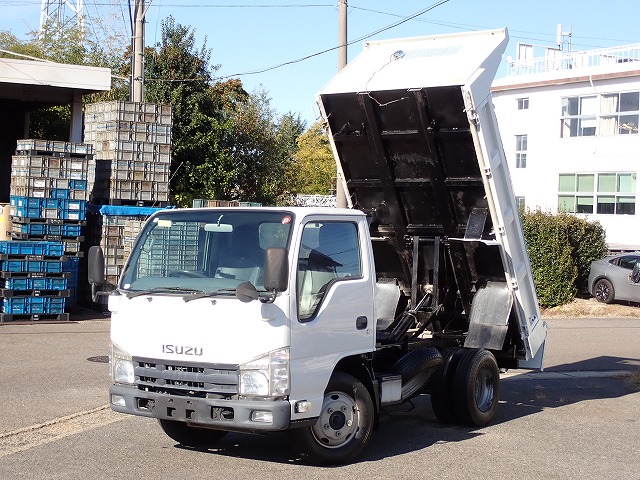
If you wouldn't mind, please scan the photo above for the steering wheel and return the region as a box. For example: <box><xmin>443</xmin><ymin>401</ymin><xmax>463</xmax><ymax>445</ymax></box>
<box><xmin>167</xmin><ymin>270</ymin><xmax>207</xmax><ymax>278</ymax></box>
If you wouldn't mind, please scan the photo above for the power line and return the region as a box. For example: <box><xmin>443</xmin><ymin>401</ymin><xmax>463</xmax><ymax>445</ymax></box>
<box><xmin>212</xmin><ymin>0</ymin><xmax>451</xmax><ymax>81</ymax></box>
<box><xmin>350</xmin><ymin>5</ymin><xmax>639</xmax><ymax>47</ymax></box>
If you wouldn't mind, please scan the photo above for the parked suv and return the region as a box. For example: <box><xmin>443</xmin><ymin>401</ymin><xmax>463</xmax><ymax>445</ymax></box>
<box><xmin>588</xmin><ymin>253</ymin><xmax>640</xmax><ymax>303</ymax></box>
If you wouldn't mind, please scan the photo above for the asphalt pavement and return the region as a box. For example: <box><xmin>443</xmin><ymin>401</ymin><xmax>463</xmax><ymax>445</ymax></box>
<box><xmin>0</xmin><ymin>313</ymin><xmax>638</xmax><ymax>478</ymax></box>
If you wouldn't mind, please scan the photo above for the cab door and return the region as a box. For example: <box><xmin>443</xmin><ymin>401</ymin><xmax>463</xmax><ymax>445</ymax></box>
<box><xmin>288</xmin><ymin>216</ymin><xmax>376</xmax><ymax>417</ymax></box>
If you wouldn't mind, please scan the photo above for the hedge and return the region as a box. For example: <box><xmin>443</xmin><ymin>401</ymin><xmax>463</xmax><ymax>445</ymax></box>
<box><xmin>520</xmin><ymin>210</ymin><xmax>608</xmax><ymax>308</ymax></box>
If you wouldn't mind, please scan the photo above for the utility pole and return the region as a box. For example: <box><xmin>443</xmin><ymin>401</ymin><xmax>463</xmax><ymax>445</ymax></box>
<box><xmin>336</xmin><ymin>0</ymin><xmax>348</xmax><ymax>208</ymax></box>
<box><xmin>131</xmin><ymin>0</ymin><xmax>145</xmax><ymax>102</ymax></box>
<box><xmin>338</xmin><ymin>0</ymin><xmax>347</xmax><ymax>71</ymax></box>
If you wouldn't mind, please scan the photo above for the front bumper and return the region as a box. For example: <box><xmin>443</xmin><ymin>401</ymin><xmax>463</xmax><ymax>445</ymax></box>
<box><xmin>109</xmin><ymin>384</ymin><xmax>291</xmax><ymax>432</ymax></box>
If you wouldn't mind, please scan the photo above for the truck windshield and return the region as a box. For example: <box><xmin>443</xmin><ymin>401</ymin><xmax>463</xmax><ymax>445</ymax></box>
<box><xmin>119</xmin><ymin>210</ymin><xmax>293</xmax><ymax>294</ymax></box>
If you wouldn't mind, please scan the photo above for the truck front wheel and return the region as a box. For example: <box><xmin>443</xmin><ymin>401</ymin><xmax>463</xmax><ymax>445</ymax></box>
<box><xmin>290</xmin><ymin>372</ymin><xmax>374</xmax><ymax>465</ymax></box>
<box><xmin>158</xmin><ymin>419</ymin><xmax>228</xmax><ymax>447</ymax></box>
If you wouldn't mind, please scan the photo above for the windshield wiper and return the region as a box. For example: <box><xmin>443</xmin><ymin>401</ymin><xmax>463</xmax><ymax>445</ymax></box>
<box><xmin>126</xmin><ymin>286</ymin><xmax>202</xmax><ymax>299</ymax></box>
<box><xmin>182</xmin><ymin>289</ymin><xmax>237</xmax><ymax>302</ymax></box>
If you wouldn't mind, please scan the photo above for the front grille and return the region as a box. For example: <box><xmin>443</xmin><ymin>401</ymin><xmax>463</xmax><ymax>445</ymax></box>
<box><xmin>133</xmin><ymin>357</ymin><xmax>239</xmax><ymax>397</ymax></box>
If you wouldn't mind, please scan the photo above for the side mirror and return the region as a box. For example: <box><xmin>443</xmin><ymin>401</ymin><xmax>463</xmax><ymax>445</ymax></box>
<box><xmin>264</xmin><ymin>247</ymin><xmax>288</xmax><ymax>292</ymax></box>
<box><xmin>88</xmin><ymin>246</ymin><xmax>105</xmax><ymax>286</ymax></box>
<box><xmin>631</xmin><ymin>263</ymin><xmax>640</xmax><ymax>284</ymax></box>
<box><xmin>88</xmin><ymin>246</ymin><xmax>106</xmax><ymax>303</ymax></box>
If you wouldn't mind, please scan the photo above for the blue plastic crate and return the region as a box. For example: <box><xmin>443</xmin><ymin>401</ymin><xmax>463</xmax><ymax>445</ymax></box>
<box><xmin>0</xmin><ymin>260</ymin><xmax>24</xmax><ymax>272</ymax></box>
<box><xmin>2</xmin><ymin>296</ymin><xmax>66</xmax><ymax>314</ymax></box>
<box><xmin>60</xmin><ymin>200</ymin><xmax>86</xmax><ymax>220</ymax></box>
<box><xmin>29</xmin><ymin>260</ymin><xmax>64</xmax><ymax>273</ymax></box>
<box><xmin>47</xmin><ymin>278</ymin><xmax>68</xmax><ymax>290</ymax></box>
<box><xmin>0</xmin><ymin>241</ymin><xmax>64</xmax><ymax>256</ymax></box>
<box><xmin>50</xmin><ymin>189</ymin><xmax>70</xmax><ymax>199</ymax></box>
<box><xmin>12</xmin><ymin>206</ymin><xmax>42</xmax><ymax>218</ymax></box>
<box><xmin>69</xmin><ymin>180</ymin><xmax>87</xmax><ymax>190</ymax></box>
<box><xmin>4</xmin><ymin>278</ymin><xmax>29</xmax><ymax>290</ymax></box>
<box><xmin>22</xmin><ymin>224</ymin><xmax>48</xmax><ymax>235</ymax></box>
<box><xmin>61</xmin><ymin>224</ymin><xmax>83</xmax><ymax>237</ymax></box>
<box><xmin>10</xmin><ymin>196</ymin><xmax>42</xmax><ymax>208</ymax></box>
<box><xmin>44</xmin><ymin>198</ymin><xmax>61</xmax><ymax>209</ymax></box>
<box><xmin>0</xmin><ymin>259</ymin><xmax>64</xmax><ymax>273</ymax></box>
<box><xmin>4</xmin><ymin>277</ymin><xmax>68</xmax><ymax>290</ymax></box>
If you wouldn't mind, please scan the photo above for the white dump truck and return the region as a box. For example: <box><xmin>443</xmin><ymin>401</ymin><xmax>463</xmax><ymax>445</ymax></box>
<box><xmin>89</xmin><ymin>28</ymin><xmax>546</xmax><ymax>465</ymax></box>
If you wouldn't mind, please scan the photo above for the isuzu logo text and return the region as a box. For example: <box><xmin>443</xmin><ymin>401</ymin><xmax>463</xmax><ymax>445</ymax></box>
<box><xmin>162</xmin><ymin>344</ymin><xmax>203</xmax><ymax>356</ymax></box>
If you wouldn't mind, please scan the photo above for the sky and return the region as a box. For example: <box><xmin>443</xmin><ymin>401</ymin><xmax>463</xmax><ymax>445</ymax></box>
<box><xmin>2</xmin><ymin>0</ymin><xmax>640</xmax><ymax>127</ymax></box>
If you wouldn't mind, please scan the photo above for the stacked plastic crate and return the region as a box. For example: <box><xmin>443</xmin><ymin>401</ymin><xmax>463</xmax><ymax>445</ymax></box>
<box><xmin>84</xmin><ymin>100</ymin><xmax>172</xmax><ymax>206</ymax></box>
<box><xmin>0</xmin><ymin>240</ymin><xmax>69</xmax><ymax>322</ymax></box>
<box><xmin>83</xmin><ymin>101</ymin><xmax>172</xmax><ymax>310</ymax></box>
<box><xmin>8</xmin><ymin>140</ymin><xmax>92</xmax><ymax>311</ymax></box>
<box><xmin>85</xmin><ymin>205</ymin><xmax>164</xmax><ymax>310</ymax></box>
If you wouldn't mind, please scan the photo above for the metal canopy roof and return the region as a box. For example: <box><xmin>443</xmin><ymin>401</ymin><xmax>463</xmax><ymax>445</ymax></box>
<box><xmin>0</xmin><ymin>57</ymin><xmax>111</xmax><ymax>105</ymax></box>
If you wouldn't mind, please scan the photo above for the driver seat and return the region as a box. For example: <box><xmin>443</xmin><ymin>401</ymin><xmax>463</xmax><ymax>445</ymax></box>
<box><xmin>216</xmin><ymin>225</ymin><xmax>263</xmax><ymax>284</ymax></box>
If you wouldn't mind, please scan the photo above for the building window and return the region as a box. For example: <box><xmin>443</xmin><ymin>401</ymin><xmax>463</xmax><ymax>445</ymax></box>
<box><xmin>599</xmin><ymin>91</ymin><xmax>639</xmax><ymax>135</ymax></box>
<box><xmin>515</xmin><ymin>134</ymin><xmax>527</xmax><ymax>168</ymax></box>
<box><xmin>517</xmin><ymin>97</ymin><xmax>529</xmax><ymax>110</ymax></box>
<box><xmin>515</xmin><ymin>196</ymin><xmax>526</xmax><ymax>210</ymax></box>
<box><xmin>561</xmin><ymin>96</ymin><xmax>597</xmax><ymax>137</ymax></box>
<box><xmin>558</xmin><ymin>173</ymin><xmax>636</xmax><ymax>215</ymax></box>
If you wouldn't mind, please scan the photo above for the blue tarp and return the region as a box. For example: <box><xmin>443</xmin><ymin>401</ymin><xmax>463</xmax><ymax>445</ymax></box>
<box><xmin>96</xmin><ymin>205</ymin><xmax>173</xmax><ymax>216</ymax></box>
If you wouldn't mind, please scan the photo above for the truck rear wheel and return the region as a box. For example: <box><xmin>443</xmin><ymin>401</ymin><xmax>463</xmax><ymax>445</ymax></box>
<box><xmin>290</xmin><ymin>372</ymin><xmax>374</xmax><ymax>466</ymax></box>
<box><xmin>158</xmin><ymin>419</ymin><xmax>228</xmax><ymax>447</ymax></box>
<box><xmin>430</xmin><ymin>347</ymin><xmax>465</xmax><ymax>423</ymax></box>
<box><xmin>453</xmin><ymin>348</ymin><xmax>500</xmax><ymax>426</ymax></box>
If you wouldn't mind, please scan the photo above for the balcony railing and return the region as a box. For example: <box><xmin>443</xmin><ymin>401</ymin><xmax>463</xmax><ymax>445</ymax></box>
<box><xmin>506</xmin><ymin>44</ymin><xmax>640</xmax><ymax>76</ymax></box>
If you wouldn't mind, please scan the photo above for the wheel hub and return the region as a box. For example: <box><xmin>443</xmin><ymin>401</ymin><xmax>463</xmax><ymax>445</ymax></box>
<box><xmin>475</xmin><ymin>369</ymin><xmax>495</xmax><ymax>413</ymax></box>
<box><xmin>311</xmin><ymin>391</ymin><xmax>358</xmax><ymax>447</ymax></box>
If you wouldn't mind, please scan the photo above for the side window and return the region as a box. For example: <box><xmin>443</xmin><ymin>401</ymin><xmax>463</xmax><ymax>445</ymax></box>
<box><xmin>619</xmin><ymin>256</ymin><xmax>639</xmax><ymax>270</ymax></box>
<box><xmin>297</xmin><ymin>222</ymin><xmax>361</xmax><ymax>321</ymax></box>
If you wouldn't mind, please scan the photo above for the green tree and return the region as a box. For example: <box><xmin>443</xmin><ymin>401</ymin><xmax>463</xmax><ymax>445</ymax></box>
<box><xmin>142</xmin><ymin>16</ymin><xmax>247</xmax><ymax>206</ymax></box>
<box><xmin>288</xmin><ymin>120</ymin><xmax>335</xmax><ymax>195</ymax></box>
<box><xmin>226</xmin><ymin>89</ymin><xmax>305</xmax><ymax>205</ymax></box>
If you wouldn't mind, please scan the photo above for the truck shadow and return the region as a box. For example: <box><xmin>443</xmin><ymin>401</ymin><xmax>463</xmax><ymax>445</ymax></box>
<box><xmin>543</xmin><ymin>355</ymin><xmax>640</xmax><ymax>372</ymax></box>
<box><xmin>174</xmin><ymin>359</ymin><xmax>638</xmax><ymax>465</ymax></box>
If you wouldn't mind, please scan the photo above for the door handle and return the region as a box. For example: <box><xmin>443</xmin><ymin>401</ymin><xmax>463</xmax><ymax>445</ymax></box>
<box><xmin>356</xmin><ymin>316</ymin><xmax>368</xmax><ymax>330</ymax></box>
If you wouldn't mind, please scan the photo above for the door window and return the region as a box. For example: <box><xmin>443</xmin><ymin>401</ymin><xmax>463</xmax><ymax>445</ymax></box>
<box><xmin>297</xmin><ymin>222</ymin><xmax>361</xmax><ymax>321</ymax></box>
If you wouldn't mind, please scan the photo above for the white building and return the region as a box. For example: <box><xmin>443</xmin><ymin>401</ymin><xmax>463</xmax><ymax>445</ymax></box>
<box><xmin>492</xmin><ymin>43</ymin><xmax>640</xmax><ymax>251</ymax></box>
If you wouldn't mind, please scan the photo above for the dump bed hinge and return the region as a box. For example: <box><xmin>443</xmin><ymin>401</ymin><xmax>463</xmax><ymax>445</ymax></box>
<box><xmin>464</xmin><ymin>91</ymin><xmax>479</xmax><ymax>126</ymax></box>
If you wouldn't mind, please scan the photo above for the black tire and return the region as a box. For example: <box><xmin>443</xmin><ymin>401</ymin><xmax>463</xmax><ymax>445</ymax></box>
<box><xmin>452</xmin><ymin>349</ymin><xmax>500</xmax><ymax>427</ymax></box>
<box><xmin>594</xmin><ymin>278</ymin><xmax>615</xmax><ymax>304</ymax></box>
<box><xmin>430</xmin><ymin>347</ymin><xmax>465</xmax><ymax>424</ymax></box>
<box><xmin>158</xmin><ymin>419</ymin><xmax>228</xmax><ymax>447</ymax></box>
<box><xmin>389</xmin><ymin>347</ymin><xmax>443</xmax><ymax>400</ymax></box>
<box><xmin>289</xmin><ymin>372</ymin><xmax>374</xmax><ymax>466</ymax></box>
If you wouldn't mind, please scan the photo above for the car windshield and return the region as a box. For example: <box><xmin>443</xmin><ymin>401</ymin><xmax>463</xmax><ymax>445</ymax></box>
<box><xmin>119</xmin><ymin>209</ymin><xmax>293</xmax><ymax>294</ymax></box>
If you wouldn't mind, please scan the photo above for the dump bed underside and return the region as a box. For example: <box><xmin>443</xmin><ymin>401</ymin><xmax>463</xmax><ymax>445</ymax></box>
<box><xmin>321</xmin><ymin>86</ymin><xmax>488</xmax><ymax>241</ymax></box>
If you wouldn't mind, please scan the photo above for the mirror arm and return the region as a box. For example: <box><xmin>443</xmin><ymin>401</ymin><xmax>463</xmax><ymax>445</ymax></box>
<box><xmin>91</xmin><ymin>284</ymin><xmax>110</xmax><ymax>303</ymax></box>
<box><xmin>260</xmin><ymin>289</ymin><xmax>278</xmax><ymax>304</ymax></box>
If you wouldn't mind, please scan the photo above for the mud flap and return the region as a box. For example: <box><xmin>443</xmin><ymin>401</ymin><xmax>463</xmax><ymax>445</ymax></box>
<box><xmin>464</xmin><ymin>281</ymin><xmax>512</xmax><ymax>350</ymax></box>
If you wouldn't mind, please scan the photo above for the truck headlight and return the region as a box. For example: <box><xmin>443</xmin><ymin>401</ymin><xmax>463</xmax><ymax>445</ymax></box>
<box><xmin>239</xmin><ymin>348</ymin><xmax>289</xmax><ymax>397</ymax></box>
<box><xmin>111</xmin><ymin>343</ymin><xmax>135</xmax><ymax>385</ymax></box>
